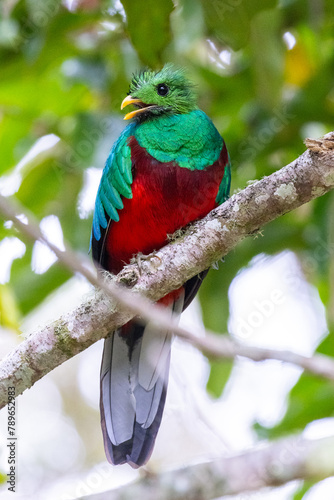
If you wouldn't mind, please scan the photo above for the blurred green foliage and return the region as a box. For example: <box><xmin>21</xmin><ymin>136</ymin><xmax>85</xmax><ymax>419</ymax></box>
<box><xmin>0</xmin><ymin>0</ymin><xmax>334</xmax><ymax>495</ymax></box>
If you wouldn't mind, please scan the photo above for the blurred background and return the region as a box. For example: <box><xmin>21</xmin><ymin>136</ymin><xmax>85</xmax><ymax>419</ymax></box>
<box><xmin>0</xmin><ymin>0</ymin><xmax>334</xmax><ymax>498</ymax></box>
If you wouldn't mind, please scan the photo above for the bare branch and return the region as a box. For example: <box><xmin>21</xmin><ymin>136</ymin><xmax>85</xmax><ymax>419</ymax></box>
<box><xmin>83</xmin><ymin>434</ymin><xmax>334</xmax><ymax>499</ymax></box>
<box><xmin>0</xmin><ymin>133</ymin><xmax>334</xmax><ymax>407</ymax></box>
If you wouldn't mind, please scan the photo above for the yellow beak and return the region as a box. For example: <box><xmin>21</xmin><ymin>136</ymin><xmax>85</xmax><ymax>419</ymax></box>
<box><xmin>121</xmin><ymin>95</ymin><xmax>154</xmax><ymax>120</ymax></box>
<box><xmin>121</xmin><ymin>95</ymin><xmax>143</xmax><ymax>110</ymax></box>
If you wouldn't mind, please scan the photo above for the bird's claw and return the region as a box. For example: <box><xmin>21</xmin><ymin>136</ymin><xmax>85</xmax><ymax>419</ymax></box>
<box><xmin>118</xmin><ymin>266</ymin><xmax>141</xmax><ymax>286</ymax></box>
<box><xmin>131</xmin><ymin>251</ymin><xmax>162</xmax><ymax>275</ymax></box>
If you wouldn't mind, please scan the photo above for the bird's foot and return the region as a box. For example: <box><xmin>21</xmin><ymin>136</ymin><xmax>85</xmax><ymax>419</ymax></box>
<box><xmin>118</xmin><ymin>266</ymin><xmax>140</xmax><ymax>287</ymax></box>
<box><xmin>252</xmin><ymin>229</ymin><xmax>264</xmax><ymax>239</ymax></box>
<box><xmin>167</xmin><ymin>227</ymin><xmax>186</xmax><ymax>241</ymax></box>
<box><xmin>130</xmin><ymin>251</ymin><xmax>162</xmax><ymax>275</ymax></box>
<box><xmin>211</xmin><ymin>257</ymin><xmax>225</xmax><ymax>270</ymax></box>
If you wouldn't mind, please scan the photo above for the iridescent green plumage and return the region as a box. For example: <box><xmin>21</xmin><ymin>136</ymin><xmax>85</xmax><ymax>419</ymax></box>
<box><xmin>128</xmin><ymin>64</ymin><xmax>197</xmax><ymax>115</ymax></box>
<box><xmin>135</xmin><ymin>110</ymin><xmax>223</xmax><ymax>169</ymax></box>
<box><xmin>93</xmin><ymin>65</ymin><xmax>231</xmax><ymax>241</ymax></box>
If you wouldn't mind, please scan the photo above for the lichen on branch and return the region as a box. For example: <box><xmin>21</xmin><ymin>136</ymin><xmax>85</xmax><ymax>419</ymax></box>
<box><xmin>0</xmin><ymin>133</ymin><xmax>333</xmax><ymax>409</ymax></box>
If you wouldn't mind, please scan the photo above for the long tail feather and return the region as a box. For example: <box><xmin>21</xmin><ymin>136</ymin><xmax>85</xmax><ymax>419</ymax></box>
<box><xmin>100</xmin><ymin>292</ymin><xmax>184</xmax><ymax>467</ymax></box>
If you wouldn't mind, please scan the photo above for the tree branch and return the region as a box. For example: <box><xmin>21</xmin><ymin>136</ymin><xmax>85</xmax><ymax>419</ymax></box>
<box><xmin>0</xmin><ymin>134</ymin><xmax>334</xmax><ymax>408</ymax></box>
<box><xmin>83</xmin><ymin>434</ymin><xmax>334</xmax><ymax>499</ymax></box>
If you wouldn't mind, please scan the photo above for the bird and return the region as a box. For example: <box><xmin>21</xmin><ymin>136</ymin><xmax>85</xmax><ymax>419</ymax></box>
<box><xmin>91</xmin><ymin>64</ymin><xmax>231</xmax><ymax>468</ymax></box>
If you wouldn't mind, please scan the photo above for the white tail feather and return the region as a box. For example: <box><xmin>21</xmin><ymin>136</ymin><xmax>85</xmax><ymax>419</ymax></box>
<box><xmin>100</xmin><ymin>291</ymin><xmax>185</xmax><ymax>466</ymax></box>
<box><xmin>101</xmin><ymin>333</ymin><xmax>136</xmax><ymax>445</ymax></box>
<box><xmin>138</xmin><ymin>328</ymin><xmax>171</xmax><ymax>390</ymax></box>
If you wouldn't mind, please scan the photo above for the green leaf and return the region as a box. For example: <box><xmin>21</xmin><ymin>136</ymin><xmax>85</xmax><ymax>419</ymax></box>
<box><xmin>0</xmin><ymin>470</ymin><xmax>7</xmax><ymax>484</ymax></box>
<box><xmin>249</xmin><ymin>8</ymin><xmax>284</xmax><ymax>108</ymax></box>
<box><xmin>207</xmin><ymin>358</ymin><xmax>233</xmax><ymax>398</ymax></box>
<box><xmin>11</xmin><ymin>250</ymin><xmax>72</xmax><ymax>315</ymax></box>
<box><xmin>15</xmin><ymin>158</ymin><xmax>64</xmax><ymax>217</ymax></box>
<box><xmin>120</xmin><ymin>0</ymin><xmax>174</xmax><ymax>66</ymax></box>
<box><xmin>292</xmin><ymin>481</ymin><xmax>316</xmax><ymax>500</ymax></box>
<box><xmin>0</xmin><ymin>284</ymin><xmax>21</xmax><ymax>331</ymax></box>
<box><xmin>201</xmin><ymin>0</ymin><xmax>278</xmax><ymax>50</ymax></box>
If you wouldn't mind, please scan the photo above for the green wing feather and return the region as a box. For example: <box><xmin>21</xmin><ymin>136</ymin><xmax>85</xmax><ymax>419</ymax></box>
<box><xmin>92</xmin><ymin>123</ymin><xmax>135</xmax><ymax>241</ymax></box>
<box><xmin>216</xmin><ymin>153</ymin><xmax>231</xmax><ymax>205</ymax></box>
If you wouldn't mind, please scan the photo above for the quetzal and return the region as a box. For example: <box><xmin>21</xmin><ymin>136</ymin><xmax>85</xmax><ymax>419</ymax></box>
<box><xmin>91</xmin><ymin>64</ymin><xmax>231</xmax><ymax>468</ymax></box>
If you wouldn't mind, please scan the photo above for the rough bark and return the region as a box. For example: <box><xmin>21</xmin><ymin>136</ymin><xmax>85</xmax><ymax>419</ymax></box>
<box><xmin>0</xmin><ymin>133</ymin><xmax>334</xmax><ymax>408</ymax></box>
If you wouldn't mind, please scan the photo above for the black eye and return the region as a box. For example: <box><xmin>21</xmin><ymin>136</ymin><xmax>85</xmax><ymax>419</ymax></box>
<box><xmin>157</xmin><ymin>83</ymin><xmax>169</xmax><ymax>96</ymax></box>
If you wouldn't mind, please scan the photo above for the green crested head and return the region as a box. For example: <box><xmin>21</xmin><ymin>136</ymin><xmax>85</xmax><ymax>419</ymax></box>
<box><xmin>121</xmin><ymin>64</ymin><xmax>197</xmax><ymax>121</ymax></box>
